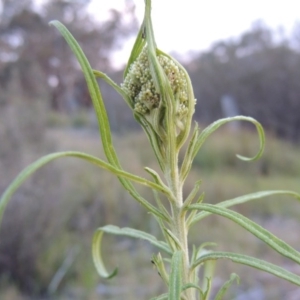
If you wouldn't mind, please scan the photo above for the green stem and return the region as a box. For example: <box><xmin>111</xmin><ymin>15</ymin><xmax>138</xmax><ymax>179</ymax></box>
<box><xmin>166</xmin><ymin>154</ymin><xmax>196</xmax><ymax>300</ymax></box>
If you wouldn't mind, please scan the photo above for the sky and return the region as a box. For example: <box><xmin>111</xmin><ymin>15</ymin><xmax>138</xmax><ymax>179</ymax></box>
<box><xmin>87</xmin><ymin>0</ymin><xmax>300</xmax><ymax>66</ymax></box>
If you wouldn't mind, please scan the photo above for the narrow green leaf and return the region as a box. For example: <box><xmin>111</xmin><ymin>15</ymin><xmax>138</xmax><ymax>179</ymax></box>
<box><xmin>191</xmin><ymin>243</ymin><xmax>217</xmax><ymax>272</ymax></box>
<box><xmin>92</xmin><ymin>225</ymin><xmax>173</xmax><ymax>279</ymax></box>
<box><xmin>0</xmin><ymin>151</ymin><xmax>167</xmax><ymax>222</ymax></box>
<box><xmin>134</xmin><ymin>113</ymin><xmax>165</xmax><ymax>171</ymax></box>
<box><xmin>165</xmin><ymin>229</ymin><xmax>183</xmax><ymax>251</ymax></box>
<box><xmin>180</xmin><ymin>123</ymin><xmax>200</xmax><ymax>182</ymax></box>
<box><xmin>182</xmin><ymin>283</ymin><xmax>203</xmax><ymax>293</ymax></box>
<box><xmin>196</xmin><ymin>243</ymin><xmax>217</xmax><ymax>259</ymax></box>
<box><xmin>186</xmin><ymin>193</ymin><xmax>205</xmax><ymax>228</ymax></box>
<box><xmin>144</xmin><ymin>0</ymin><xmax>177</xmax><ymax>171</ymax></box>
<box><xmin>150</xmin><ymin>293</ymin><xmax>168</xmax><ymax>300</ymax></box>
<box><xmin>169</xmin><ymin>251</ymin><xmax>183</xmax><ymax>300</ymax></box>
<box><xmin>144</xmin><ymin>167</ymin><xmax>172</xmax><ymax>197</ymax></box>
<box><xmin>92</xmin><ymin>230</ymin><xmax>118</xmax><ymax>279</ymax></box>
<box><xmin>181</xmin><ymin>116</ymin><xmax>265</xmax><ymax>182</ymax></box>
<box><xmin>193</xmin><ymin>116</ymin><xmax>265</xmax><ymax>161</ymax></box>
<box><xmin>156</xmin><ymin>49</ymin><xmax>196</xmax><ymax>149</ymax></box>
<box><xmin>188</xmin><ymin>204</ymin><xmax>300</xmax><ymax>264</ymax></box>
<box><xmin>94</xmin><ymin>225</ymin><xmax>171</xmax><ymax>255</ymax></box>
<box><xmin>123</xmin><ymin>20</ymin><xmax>146</xmax><ymax>78</ymax></box>
<box><xmin>193</xmin><ymin>251</ymin><xmax>300</xmax><ymax>286</ymax></box>
<box><xmin>152</xmin><ymin>252</ymin><xmax>169</xmax><ymax>285</ymax></box>
<box><xmin>202</xmin><ymin>276</ymin><xmax>212</xmax><ymax>300</ymax></box>
<box><xmin>214</xmin><ymin>273</ymin><xmax>239</xmax><ymax>300</ymax></box>
<box><xmin>93</xmin><ymin>69</ymin><xmax>132</xmax><ymax>108</ymax></box>
<box><xmin>49</xmin><ymin>21</ymin><xmax>116</xmax><ymax>163</ymax></box>
<box><xmin>49</xmin><ymin>21</ymin><xmax>162</xmax><ymax>221</ymax></box>
<box><xmin>190</xmin><ymin>190</ymin><xmax>300</xmax><ymax>226</ymax></box>
<box><xmin>182</xmin><ymin>282</ymin><xmax>204</xmax><ymax>300</ymax></box>
<box><xmin>152</xmin><ymin>190</ymin><xmax>172</xmax><ymax>224</ymax></box>
<box><xmin>182</xmin><ymin>180</ymin><xmax>202</xmax><ymax>211</ymax></box>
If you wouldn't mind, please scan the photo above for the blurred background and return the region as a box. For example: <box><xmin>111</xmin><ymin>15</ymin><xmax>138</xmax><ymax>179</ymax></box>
<box><xmin>0</xmin><ymin>0</ymin><xmax>300</xmax><ymax>299</ymax></box>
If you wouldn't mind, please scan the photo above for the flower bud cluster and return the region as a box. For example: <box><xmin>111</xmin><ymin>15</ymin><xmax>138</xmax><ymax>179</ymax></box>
<box><xmin>122</xmin><ymin>48</ymin><xmax>193</xmax><ymax>121</ymax></box>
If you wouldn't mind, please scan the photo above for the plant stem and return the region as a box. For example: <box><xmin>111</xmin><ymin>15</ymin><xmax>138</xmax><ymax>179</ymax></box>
<box><xmin>166</xmin><ymin>153</ymin><xmax>196</xmax><ymax>300</ymax></box>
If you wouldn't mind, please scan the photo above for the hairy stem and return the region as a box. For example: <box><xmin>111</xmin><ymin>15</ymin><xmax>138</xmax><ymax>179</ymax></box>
<box><xmin>166</xmin><ymin>154</ymin><xmax>196</xmax><ymax>300</ymax></box>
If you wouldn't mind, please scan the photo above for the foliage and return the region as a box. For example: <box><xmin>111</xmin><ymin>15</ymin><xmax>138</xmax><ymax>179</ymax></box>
<box><xmin>1</xmin><ymin>1</ymin><xmax>300</xmax><ymax>300</ymax></box>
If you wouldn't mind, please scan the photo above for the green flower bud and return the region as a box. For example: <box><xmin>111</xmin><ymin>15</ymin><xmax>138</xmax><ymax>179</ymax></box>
<box><xmin>122</xmin><ymin>47</ymin><xmax>196</xmax><ymax>130</ymax></box>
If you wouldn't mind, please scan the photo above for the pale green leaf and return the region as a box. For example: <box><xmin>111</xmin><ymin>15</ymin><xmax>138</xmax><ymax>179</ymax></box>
<box><xmin>99</xmin><ymin>225</ymin><xmax>172</xmax><ymax>254</ymax></box>
<box><xmin>92</xmin><ymin>225</ymin><xmax>172</xmax><ymax>279</ymax></box>
<box><xmin>0</xmin><ymin>151</ymin><xmax>168</xmax><ymax>222</ymax></box>
<box><xmin>144</xmin><ymin>0</ymin><xmax>177</xmax><ymax>170</ymax></box>
<box><xmin>188</xmin><ymin>204</ymin><xmax>300</xmax><ymax>264</ymax></box>
<box><xmin>165</xmin><ymin>229</ymin><xmax>183</xmax><ymax>251</ymax></box>
<box><xmin>93</xmin><ymin>69</ymin><xmax>132</xmax><ymax>108</ymax></box>
<box><xmin>214</xmin><ymin>273</ymin><xmax>239</xmax><ymax>300</ymax></box>
<box><xmin>49</xmin><ymin>21</ymin><xmax>116</xmax><ymax>164</ymax></box>
<box><xmin>193</xmin><ymin>116</ymin><xmax>265</xmax><ymax>161</ymax></box>
<box><xmin>202</xmin><ymin>276</ymin><xmax>212</xmax><ymax>300</ymax></box>
<box><xmin>134</xmin><ymin>114</ymin><xmax>165</xmax><ymax>171</ymax></box>
<box><xmin>190</xmin><ymin>190</ymin><xmax>300</xmax><ymax>226</ymax></box>
<box><xmin>152</xmin><ymin>190</ymin><xmax>172</xmax><ymax>224</ymax></box>
<box><xmin>123</xmin><ymin>18</ymin><xmax>146</xmax><ymax>78</ymax></box>
<box><xmin>182</xmin><ymin>283</ymin><xmax>203</xmax><ymax>293</ymax></box>
<box><xmin>168</xmin><ymin>251</ymin><xmax>183</xmax><ymax>300</ymax></box>
<box><xmin>92</xmin><ymin>230</ymin><xmax>118</xmax><ymax>279</ymax></box>
<box><xmin>49</xmin><ymin>21</ymin><xmax>165</xmax><ymax>221</ymax></box>
<box><xmin>144</xmin><ymin>167</ymin><xmax>171</xmax><ymax>198</ymax></box>
<box><xmin>182</xmin><ymin>283</ymin><xmax>204</xmax><ymax>300</ymax></box>
<box><xmin>156</xmin><ymin>49</ymin><xmax>196</xmax><ymax>149</ymax></box>
<box><xmin>152</xmin><ymin>252</ymin><xmax>169</xmax><ymax>285</ymax></box>
<box><xmin>150</xmin><ymin>293</ymin><xmax>168</xmax><ymax>300</ymax></box>
<box><xmin>182</xmin><ymin>180</ymin><xmax>202</xmax><ymax>210</ymax></box>
<box><xmin>180</xmin><ymin>123</ymin><xmax>200</xmax><ymax>182</ymax></box>
<box><xmin>186</xmin><ymin>193</ymin><xmax>205</xmax><ymax>228</ymax></box>
<box><xmin>193</xmin><ymin>251</ymin><xmax>300</xmax><ymax>286</ymax></box>
<box><xmin>180</xmin><ymin>116</ymin><xmax>265</xmax><ymax>182</ymax></box>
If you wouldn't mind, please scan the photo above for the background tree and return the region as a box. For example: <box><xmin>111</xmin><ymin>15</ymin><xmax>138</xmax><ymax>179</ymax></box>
<box><xmin>188</xmin><ymin>21</ymin><xmax>300</xmax><ymax>141</ymax></box>
<box><xmin>0</xmin><ymin>0</ymin><xmax>137</xmax><ymax>111</ymax></box>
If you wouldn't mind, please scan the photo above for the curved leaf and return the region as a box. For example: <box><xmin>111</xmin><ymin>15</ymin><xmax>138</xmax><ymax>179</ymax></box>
<box><xmin>202</xmin><ymin>259</ymin><xmax>215</xmax><ymax>300</ymax></box>
<box><xmin>92</xmin><ymin>225</ymin><xmax>172</xmax><ymax>278</ymax></box>
<box><xmin>194</xmin><ymin>116</ymin><xmax>265</xmax><ymax>161</ymax></box>
<box><xmin>168</xmin><ymin>251</ymin><xmax>183</xmax><ymax>300</ymax></box>
<box><xmin>152</xmin><ymin>252</ymin><xmax>169</xmax><ymax>285</ymax></box>
<box><xmin>92</xmin><ymin>230</ymin><xmax>118</xmax><ymax>279</ymax></box>
<box><xmin>145</xmin><ymin>167</ymin><xmax>172</xmax><ymax>197</ymax></box>
<box><xmin>144</xmin><ymin>0</ymin><xmax>178</xmax><ymax>173</ymax></box>
<box><xmin>182</xmin><ymin>180</ymin><xmax>202</xmax><ymax>211</ymax></box>
<box><xmin>134</xmin><ymin>113</ymin><xmax>166</xmax><ymax>171</ymax></box>
<box><xmin>193</xmin><ymin>251</ymin><xmax>300</xmax><ymax>286</ymax></box>
<box><xmin>182</xmin><ymin>283</ymin><xmax>203</xmax><ymax>293</ymax></box>
<box><xmin>100</xmin><ymin>225</ymin><xmax>171</xmax><ymax>254</ymax></box>
<box><xmin>150</xmin><ymin>294</ymin><xmax>168</xmax><ymax>300</ymax></box>
<box><xmin>181</xmin><ymin>116</ymin><xmax>265</xmax><ymax>182</ymax></box>
<box><xmin>180</xmin><ymin>123</ymin><xmax>200</xmax><ymax>182</ymax></box>
<box><xmin>93</xmin><ymin>69</ymin><xmax>132</xmax><ymax>109</ymax></box>
<box><xmin>156</xmin><ymin>49</ymin><xmax>196</xmax><ymax>149</ymax></box>
<box><xmin>190</xmin><ymin>190</ymin><xmax>300</xmax><ymax>226</ymax></box>
<box><xmin>165</xmin><ymin>229</ymin><xmax>183</xmax><ymax>251</ymax></box>
<box><xmin>214</xmin><ymin>273</ymin><xmax>239</xmax><ymax>300</ymax></box>
<box><xmin>49</xmin><ymin>21</ymin><xmax>164</xmax><ymax>222</ymax></box>
<box><xmin>0</xmin><ymin>151</ymin><xmax>169</xmax><ymax>222</ymax></box>
<box><xmin>49</xmin><ymin>21</ymin><xmax>116</xmax><ymax>164</ymax></box>
<box><xmin>188</xmin><ymin>204</ymin><xmax>300</xmax><ymax>264</ymax></box>
<box><xmin>123</xmin><ymin>17</ymin><xmax>146</xmax><ymax>78</ymax></box>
